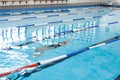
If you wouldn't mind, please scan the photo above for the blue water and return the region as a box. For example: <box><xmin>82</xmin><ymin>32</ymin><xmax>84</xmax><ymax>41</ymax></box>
<box><xmin>0</xmin><ymin>6</ymin><xmax>120</xmax><ymax>80</ymax></box>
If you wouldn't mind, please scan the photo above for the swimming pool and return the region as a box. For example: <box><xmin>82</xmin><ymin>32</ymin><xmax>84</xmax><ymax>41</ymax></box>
<box><xmin>0</xmin><ymin>5</ymin><xmax>120</xmax><ymax>80</ymax></box>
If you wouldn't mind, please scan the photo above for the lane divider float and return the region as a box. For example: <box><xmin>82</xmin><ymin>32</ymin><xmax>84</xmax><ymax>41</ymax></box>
<box><xmin>2</xmin><ymin>25</ymin><xmax>98</xmax><ymax>50</ymax></box>
<box><xmin>0</xmin><ymin>35</ymin><xmax>120</xmax><ymax>77</ymax></box>
<box><xmin>0</xmin><ymin>8</ymin><xmax>110</xmax><ymax>22</ymax></box>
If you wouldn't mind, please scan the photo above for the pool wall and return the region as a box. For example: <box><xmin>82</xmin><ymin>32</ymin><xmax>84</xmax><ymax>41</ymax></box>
<box><xmin>0</xmin><ymin>0</ymin><xmax>115</xmax><ymax>7</ymax></box>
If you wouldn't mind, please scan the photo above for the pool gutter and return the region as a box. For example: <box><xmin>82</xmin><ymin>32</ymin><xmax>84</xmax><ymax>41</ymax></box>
<box><xmin>0</xmin><ymin>3</ymin><xmax>111</xmax><ymax>10</ymax></box>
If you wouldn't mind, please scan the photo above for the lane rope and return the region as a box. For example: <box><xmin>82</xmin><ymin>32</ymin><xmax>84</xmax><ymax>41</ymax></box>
<box><xmin>0</xmin><ymin>35</ymin><xmax>120</xmax><ymax>77</ymax></box>
<box><xmin>0</xmin><ymin>8</ymin><xmax>110</xmax><ymax>22</ymax></box>
<box><xmin>2</xmin><ymin>25</ymin><xmax>98</xmax><ymax>50</ymax></box>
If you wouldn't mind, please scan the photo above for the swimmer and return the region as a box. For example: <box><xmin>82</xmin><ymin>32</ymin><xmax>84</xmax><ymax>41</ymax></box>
<box><xmin>33</xmin><ymin>40</ymin><xmax>70</xmax><ymax>57</ymax></box>
<box><xmin>115</xmin><ymin>75</ymin><xmax>120</xmax><ymax>80</ymax></box>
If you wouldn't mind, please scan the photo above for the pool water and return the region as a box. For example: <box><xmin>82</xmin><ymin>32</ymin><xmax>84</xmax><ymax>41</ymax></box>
<box><xmin>0</xmin><ymin>6</ymin><xmax>120</xmax><ymax>80</ymax></box>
